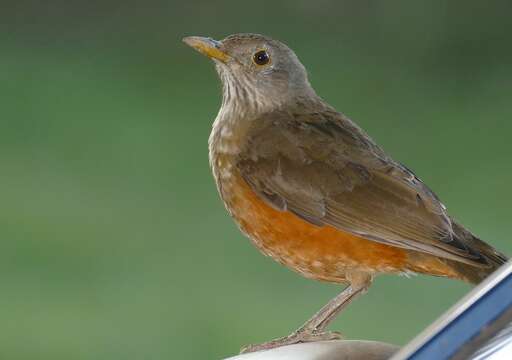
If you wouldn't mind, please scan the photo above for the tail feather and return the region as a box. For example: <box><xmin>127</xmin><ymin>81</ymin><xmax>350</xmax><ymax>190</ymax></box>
<box><xmin>450</xmin><ymin>219</ymin><xmax>508</xmax><ymax>284</ymax></box>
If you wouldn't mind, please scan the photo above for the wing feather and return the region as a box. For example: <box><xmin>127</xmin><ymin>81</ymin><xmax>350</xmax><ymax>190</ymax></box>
<box><xmin>237</xmin><ymin>109</ymin><xmax>487</xmax><ymax>266</ymax></box>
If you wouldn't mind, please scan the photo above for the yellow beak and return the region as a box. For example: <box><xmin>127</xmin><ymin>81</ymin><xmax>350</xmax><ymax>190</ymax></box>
<box><xmin>182</xmin><ymin>36</ymin><xmax>230</xmax><ymax>63</ymax></box>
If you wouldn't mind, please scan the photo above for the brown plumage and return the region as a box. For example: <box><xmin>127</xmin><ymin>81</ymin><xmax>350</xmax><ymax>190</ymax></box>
<box><xmin>234</xmin><ymin>104</ymin><xmax>505</xmax><ymax>284</ymax></box>
<box><xmin>183</xmin><ymin>33</ymin><xmax>507</xmax><ymax>353</ymax></box>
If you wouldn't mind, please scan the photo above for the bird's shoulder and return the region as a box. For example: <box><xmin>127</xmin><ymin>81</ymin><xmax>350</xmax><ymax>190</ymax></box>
<box><xmin>241</xmin><ymin>101</ymin><xmax>394</xmax><ymax>174</ymax></box>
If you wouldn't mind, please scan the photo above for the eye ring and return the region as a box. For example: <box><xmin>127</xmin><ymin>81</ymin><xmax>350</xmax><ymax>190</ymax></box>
<box><xmin>253</xmin><ymin>50</ymin><xmax>270</xmax><ymax>66</ymax></box>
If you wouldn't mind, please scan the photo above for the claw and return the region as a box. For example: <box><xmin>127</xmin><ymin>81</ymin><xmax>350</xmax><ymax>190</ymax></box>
<box><xmin>240</xmin><ymin>330</ymin><xmax>344</xmax><ymax>354</ymax></box>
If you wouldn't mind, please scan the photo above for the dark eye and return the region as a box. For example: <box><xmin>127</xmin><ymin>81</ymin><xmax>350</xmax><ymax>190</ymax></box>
<box><xmin>253</xmin><ymin>50</ymin><xmax>270</xmax><ymax>65</ymax></box>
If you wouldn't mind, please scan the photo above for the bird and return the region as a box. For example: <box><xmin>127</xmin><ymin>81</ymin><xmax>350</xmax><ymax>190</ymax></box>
<box><xmin>182</xmin><ymin>33</ymin><xmax>507</xmax><ymax>353</ymax></box>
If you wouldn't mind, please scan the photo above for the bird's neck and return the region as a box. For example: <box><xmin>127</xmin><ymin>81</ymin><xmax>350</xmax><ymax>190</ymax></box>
<box><xmin>209</xmin><ymin>84</ymin><xmax>323</xmax><ymax>157</ymax></box>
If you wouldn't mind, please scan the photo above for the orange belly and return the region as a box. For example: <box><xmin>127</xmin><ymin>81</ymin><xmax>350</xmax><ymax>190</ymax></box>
<box><xmin>226</xmin><ymin>174</ymin><xmax>414</xmax><ymax>283</ymax></box>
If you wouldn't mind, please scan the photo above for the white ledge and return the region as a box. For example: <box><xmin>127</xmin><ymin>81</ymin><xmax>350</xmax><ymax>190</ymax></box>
<box><xmin>225</xmin><ymin>340</ymin><xmax>398</xmax><ymax>360</ymax></box>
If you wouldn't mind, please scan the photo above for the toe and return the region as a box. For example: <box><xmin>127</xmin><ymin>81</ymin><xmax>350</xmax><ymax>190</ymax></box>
<box><xmin>303</xmin><ymin>330</ymin><xmax>344</xmax><ymax>341</ymax></box>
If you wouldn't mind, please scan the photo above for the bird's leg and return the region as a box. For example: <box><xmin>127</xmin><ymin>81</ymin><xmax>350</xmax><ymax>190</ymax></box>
<box><xmin>240</xmin><ymin>275</ymin><xmax>372</xmax><ymax>354</ymax></box>
<box><xmin>297</xmin><ymin>280</ymin><xmax>370</xmax><ymax>334</ymax></box>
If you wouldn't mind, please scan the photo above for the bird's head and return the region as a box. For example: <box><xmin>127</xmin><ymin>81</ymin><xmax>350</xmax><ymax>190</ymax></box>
<box><xmin>183</xmin><ymin>33</ymin><xmax>315</xmax><ymax>112</ymax></box>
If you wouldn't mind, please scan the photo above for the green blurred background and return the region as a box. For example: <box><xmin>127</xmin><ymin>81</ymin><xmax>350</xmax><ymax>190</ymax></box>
<box><xmin>1</xmin><ymin>1</ymin><xmax>511</xmax><ymax>359</ymax></box>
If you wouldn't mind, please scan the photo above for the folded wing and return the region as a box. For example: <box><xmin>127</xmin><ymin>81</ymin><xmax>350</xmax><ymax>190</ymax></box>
<box><xmin>238</xmin><ymin>109</ymin><xmax>488</xmax><ymax>266</ymax></box>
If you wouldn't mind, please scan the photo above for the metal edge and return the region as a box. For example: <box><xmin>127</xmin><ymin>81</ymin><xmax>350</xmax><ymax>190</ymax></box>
<box><xmin>390</xmin><ymin>261</ymin><xmax>512</xmax><ymax>360</ymax></box>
